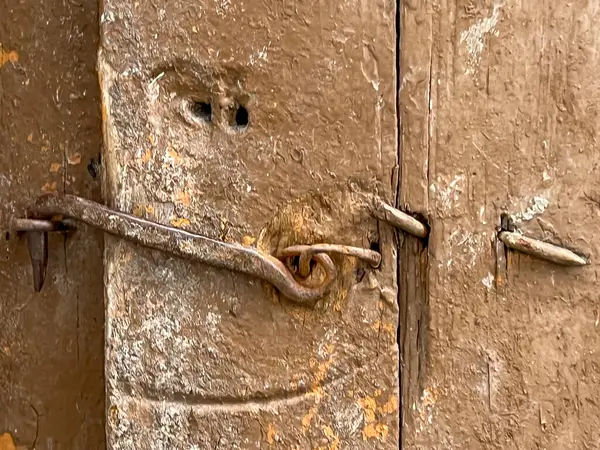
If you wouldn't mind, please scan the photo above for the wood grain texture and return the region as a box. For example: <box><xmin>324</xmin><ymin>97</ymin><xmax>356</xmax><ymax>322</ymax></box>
<box><xmin>401</xmin><ymin>0</ymin><xmax>600</xmax><ymax>448</ymax></box>
<box><xmin>0</xmin><ymin>0</ymin><xmax>105</xmax><ymax>447</ymax></box>
<box><xmin>99</xmin><ymin>0</ymin><xmax>400</xmax><ymax>447</ymax></box>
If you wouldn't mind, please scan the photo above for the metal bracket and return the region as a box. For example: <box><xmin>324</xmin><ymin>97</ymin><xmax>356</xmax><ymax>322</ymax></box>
<box><xmin>10</xmin><ymin>194</ymin><xmax>382</xmax><ymax>304</ymax></box>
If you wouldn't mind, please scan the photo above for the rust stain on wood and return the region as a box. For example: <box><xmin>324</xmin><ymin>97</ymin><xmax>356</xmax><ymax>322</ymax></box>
<box><xmin>0</xmin><ymin>433</ymin><xmax>16</xmax><ymax>450</ymax></box>
<box><xmin>0</xmin><ymin>44</ymin><xmax>18</xmax><ymax>68</ymax></box>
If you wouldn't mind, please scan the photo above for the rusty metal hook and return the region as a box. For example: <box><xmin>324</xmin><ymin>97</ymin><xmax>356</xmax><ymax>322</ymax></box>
<box><xmin>279</xmin><ymin>244</ymin><xmax>381</xmax><ymax>278</ymax></box>
<box><xmin>11</xmin><ymin>194</ymin><xmax>342</xmax><ymax>304</ymax></box>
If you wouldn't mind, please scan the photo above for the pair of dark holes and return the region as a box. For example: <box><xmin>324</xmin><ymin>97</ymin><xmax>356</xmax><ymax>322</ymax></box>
<box><xmin>191</xmin><ymin>101</ymin><xmax>249</xmax><ymax>129</ymax></box>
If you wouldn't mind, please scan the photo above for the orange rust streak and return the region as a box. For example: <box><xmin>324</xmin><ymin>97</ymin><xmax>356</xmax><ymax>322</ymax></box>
<box><xmin>0</xmin><ymin>46</ymin><xmax>19</xmax><ymax>68</ymax></box>
<box><xmin>170</xmin><ymin>217</ymin><xmax>190</xmax><ymax>228</ymax></box>
<box><xmin>266</xmin><ymin>423</ymin><xmax>276</xmax><ymax>444</ymax></box>
<box><xmin>0</xmin><ymin>432</ymin><xmax>16</xmax><ymax>450</ymax></box>
<box><xmin>42</xmin><ymin>181</ymin><xmax>58</xmax><ymax>193</ymax></box>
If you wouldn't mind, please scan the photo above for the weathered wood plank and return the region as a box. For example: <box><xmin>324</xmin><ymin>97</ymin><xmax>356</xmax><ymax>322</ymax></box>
<box><xmin>397</xmin><ymin>0</ymin><xmax>434</xmax><ymax>441</ymax></box>
<box><xmin>0</xmin><ymin>0</ymin><xmax>105</xmax><ymax>447</ymax></box>
<box><xmin>401</xmin><ymin>0</ymin><xmax>600</xmax><ymax>448</ymax></box>
<box><xmin>99</xmin><ymin>0</ymin><xmax>399</xmax><ymax>447</ymax></box>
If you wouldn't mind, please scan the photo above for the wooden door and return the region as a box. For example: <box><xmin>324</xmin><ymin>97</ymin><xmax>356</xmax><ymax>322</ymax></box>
<box><xmin>98</xmin><ymin>0</ymin><xmax>399</xmax><ymax>448</ymax></box>
<box><xmin>3</xmin><ymin>0</ymin><xmax>599</xmax><ymax>449</ymax></box>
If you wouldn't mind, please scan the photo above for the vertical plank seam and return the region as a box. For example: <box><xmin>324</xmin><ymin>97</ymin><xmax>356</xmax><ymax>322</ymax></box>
<box><xmin>395</xmin><ymin>0</ymin><xmax>402</xmax><ymax>448</ymax></box>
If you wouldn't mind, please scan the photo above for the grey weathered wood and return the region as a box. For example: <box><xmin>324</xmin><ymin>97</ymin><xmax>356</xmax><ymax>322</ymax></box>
<box><xmin>99</xmin><ymin>0</ymin><xmax>399</xmax><ymax>447</ymax></box>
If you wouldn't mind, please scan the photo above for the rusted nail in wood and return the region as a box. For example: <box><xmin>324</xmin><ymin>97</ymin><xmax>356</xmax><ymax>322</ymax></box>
<box><xmin>373</xmin><ymin>201</ymin><xmax>429</xmax><ymax>239</ymax></box>
<box><xmin>498</xmin><ymin>231</ymin><xmax>588</xmax><ymax>266</ymax></box>
<box><xmin>10</xmin><ymin>218</ymin><xmax>68</xmax><ymax>232</ymax></box>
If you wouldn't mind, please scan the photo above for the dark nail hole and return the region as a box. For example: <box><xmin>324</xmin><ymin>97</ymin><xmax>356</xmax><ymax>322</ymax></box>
<box><xmin>5</xmin><ymin>232</ymin><xmax>10</xmax><ymax>241</ymax></box>
<box><xmin>234</xmin><ymin>105</ymin><xmax>249</xmax><ymax>128</ymax></box>
<box><xmin>87</xmin><ymin>160</ymin><xmax>98</xmax><ymax>179</ymax></box>
<box><xmin>370</xmin><ymin>241</ymin><xmax>380</xmax><ymax>253</ymax></box>
<box><xmin>87</xmin><ymin>152</ymin><xmax>101</xmax><ymax>179</ymax></box>
<box><xmin>356</xmin><ymin>267</ymin><xmax>366</xmax><ymax>283</ymax></box>
<box><xmin>191</xmin><ymin>101</ymin><xmax>212</xmax><ymax>122</ymax></box>
<box><xmin>500</xmin><ymin>213</ymin><xmax>515</xmax><ymax>232</ymax></box>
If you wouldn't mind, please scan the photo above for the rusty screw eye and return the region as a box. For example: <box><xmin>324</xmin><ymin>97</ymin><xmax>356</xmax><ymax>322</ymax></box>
<box><xmin>279</xmin><ymin>244</ymin><xmax>381</xmax><ymax>286</ymax></box>
<box><xmin>281</xmin><ymin>252</ymin><xmax>337</xmax><ymax>288</ymax></box>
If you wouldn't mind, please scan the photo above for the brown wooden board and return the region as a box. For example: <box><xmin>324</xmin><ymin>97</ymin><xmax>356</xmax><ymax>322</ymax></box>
<box><xmin>0</xmin><ymin>0</ymin><xmax>105</xmax><ymax>448</ymax></box>
<box><xmin>400</xmin><ymin>1</ymin><xmax>600</xmax><ymax>448</ymax></box>
<box><xmin>98</xmin><ymin>0</ymin><xmax>399</xmax><ymax>448</ymax></box>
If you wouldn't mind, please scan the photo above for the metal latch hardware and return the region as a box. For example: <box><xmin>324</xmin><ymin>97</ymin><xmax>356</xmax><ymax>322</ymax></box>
<box><xmin>10</xmin><ymin>194</ymin><xmax>383</xmax><ymax>304</ymax></box>
<box><xmin>9</xmin><ymin>194</ymin><xmax>588</xmax><ymax>300</ymax></box>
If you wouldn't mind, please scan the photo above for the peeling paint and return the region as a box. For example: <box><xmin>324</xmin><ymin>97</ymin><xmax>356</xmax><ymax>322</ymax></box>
<box><xmin>170</xmin><ymin>217</ymin><xmax>190</xmax><ymax>228</ymax></box>
<box><xmin>445</xmin><ymin>229</ymin><xmax>487</xmax><ymax>269</ymax></box>
<box><xmin>319</xmin><ymin>425</ymin><xmax>340</xmax><ymax>450</ymax></box>
<box><xmin>265</xmin><ymin>423</ymin><xmax>276</xmax><ymax>444</ymax></box>
<box><xmin>460</xmin><ymin>4</ymin><xmax>501</xmax><ymax>75</ymax></box>
<box><xmin>511</xmin><ymin>195</ymin><xmax>549</xmax><ymax>223</ymax></box>
<box><xmin>204</xmin><ymin>311</ymin><xmax>221</xmax><ymax>337</ymax></box>
<box><xmin>68</xmin><ymin>152</ymin><xmax>82</xmax><ymax>165</ymax></box>
<box><xmin>241</xmin><ymin>235</ymin><xmax>255</xmax><ymax>246</ymax></box>
<box><xmin>174</xmin><ymin>191</ymin><xmax>190</xmax><ymax>206</ymax></box>
<box><xmin>357</xmin><ymin>393</ymin><xmax>394</xmax><ymax>441</ymax></box>
<box><xmin>482</xmin><ymin>272</ymin><xmax>494</xmax><ymax>290</ymax></box>
<box><xmin>249</xmin><ymin>44</ymin><xmax>269</xmax><ymax>66</ymax></box>
<box><xmin>370</xmin><ymin>320</ymin><xmax>396</xmax><ymax>342</ymax></box>
<box><xmin>41</xmin><ymin>181</ymin><xmax>58</xmax><ymax>193</ymax></box>
<box><xmin>381</xmin><ymin>394</ymin><xmax>398</xmax><ymax>414</ymax></box>
<box><xmin>414</xmin><ymin>387</ymin><xmax>437</xmax><ymax>433</ymax></box>
<box><xmin>361</xmin><ymin>44</ymin><xmax>380</xmax><ymax>92</ymax></box>
<box><xmin>301</xmin><ymin>405</ymin><xmax>319</xmax><ymax>433</ymax></box>
<box><xmin>430</xmin><ymin>175</ymin><xmax>465</xmax><ymax>213</ymax></box>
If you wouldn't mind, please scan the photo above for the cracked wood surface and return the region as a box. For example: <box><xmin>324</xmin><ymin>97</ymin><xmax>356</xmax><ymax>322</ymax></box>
<box><xmin>99</xmin><ymin>0</ymin><xmax>399</xmax><ymax>448</ymax></box>
<box><xmin>400</xmin><ymin>0</ymin><xmax>600</xmax><ymax>448</ymax></box>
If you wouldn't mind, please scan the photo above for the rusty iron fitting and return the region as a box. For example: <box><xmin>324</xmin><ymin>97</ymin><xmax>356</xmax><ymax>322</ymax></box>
<box><xmin>13</xmin><ymin>194</ymin><xmax>339</xmax><ymax>303</ymax></box>
<box><xmin>279</xmin><ymin>244</ymin><xmax>381</xmax><ymax>278</ymax></box>
<box><xmin>10</xmin><ymin>218</ymin><xmax>70</xmax><ymax>232</ymax></box>
<box><xmin>372</xmin><ymin>200</ymin><xmax>428</xmax><ymax>238</ymax></box>
<box><xmin>498</xmin><ymin>231</ymin><xmax>588</xmax><ymax>266</ymax></box>
<box><xmin>9</xmin><ymin>194</ymin><xmax>379</xmax><ymax>304</ymax></box>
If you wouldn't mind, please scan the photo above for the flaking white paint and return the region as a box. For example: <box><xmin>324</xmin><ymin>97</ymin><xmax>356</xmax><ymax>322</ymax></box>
<box><xmin>511</xmin><ymin>195</ymin><xmax>549</xmax><ymax>223</ymax></box>
<box><xmin>460</xmin><ymin>3</ymin><xmax>502</xmax><ymax>75</ymax></box>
